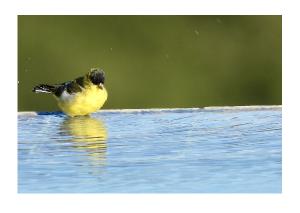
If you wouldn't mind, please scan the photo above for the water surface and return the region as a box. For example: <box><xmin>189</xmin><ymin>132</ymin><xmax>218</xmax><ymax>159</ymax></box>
<box><xmin>18</xmin><ymin>107</ymin><xmax>282</xmax><ymax>193</ymax></box>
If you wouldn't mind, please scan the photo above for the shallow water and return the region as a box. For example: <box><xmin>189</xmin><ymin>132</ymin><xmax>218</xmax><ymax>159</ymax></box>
<box><xmin>18</xmin><ymin>108</ymin><xmax>282</xmax><ymax>193</ymax></box>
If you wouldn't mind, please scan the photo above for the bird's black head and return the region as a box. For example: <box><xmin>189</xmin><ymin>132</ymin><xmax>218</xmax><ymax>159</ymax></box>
<box><xmin>88</xmin><ymin>68</ymin><xmax>105</xmax><ymax>85</ymax></box>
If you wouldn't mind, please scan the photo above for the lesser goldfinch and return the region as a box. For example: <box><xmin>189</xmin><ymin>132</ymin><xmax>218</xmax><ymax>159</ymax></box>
<box><xmin>33</xmin><ymin>68</ymin><xmax>108</xmax><ymax>117</ymax></box>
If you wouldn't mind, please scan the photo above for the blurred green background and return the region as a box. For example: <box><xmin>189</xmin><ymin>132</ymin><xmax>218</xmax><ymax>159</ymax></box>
<box><xmin>18</xmin><ymin>15</ymin><xmax>281</xmax><ymax>111</ymax></box>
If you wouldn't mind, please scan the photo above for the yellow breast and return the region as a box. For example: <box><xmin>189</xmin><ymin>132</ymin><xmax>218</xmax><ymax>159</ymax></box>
<box><xmin>56</xmin><ymin>85</ymin><xmax>108</xmax><ymax>117</ymax></box>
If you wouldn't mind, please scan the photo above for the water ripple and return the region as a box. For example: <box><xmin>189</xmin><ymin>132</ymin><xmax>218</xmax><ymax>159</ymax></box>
<box><xmin>18</xmin><ymin>109</ymin><xmax>281</xmax><ymax>193</ymax></box>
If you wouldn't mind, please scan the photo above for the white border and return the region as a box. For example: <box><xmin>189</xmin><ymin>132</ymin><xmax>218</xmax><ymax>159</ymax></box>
<box><xmin>15</xmin><ymin>0</ymin><xmax>281</xmax><ymax>15</ymax></box>
<box><xmin>2</xmin><ymin>1</ymin><xmax>298</xmax><ymax>213</ymax></box>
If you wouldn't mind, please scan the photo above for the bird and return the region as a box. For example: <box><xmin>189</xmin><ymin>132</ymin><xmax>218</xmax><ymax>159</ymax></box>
<box><xmin>32</xmin><ymin>68</ymin><xmax>108</xmax><ymax>117</ymax></box>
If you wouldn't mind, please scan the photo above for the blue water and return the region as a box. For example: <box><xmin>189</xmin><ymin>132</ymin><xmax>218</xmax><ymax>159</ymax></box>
<box><xmin>18</xmin><ymin>108</ymin><xmax>282</xmax><ymax>193</ymax></box>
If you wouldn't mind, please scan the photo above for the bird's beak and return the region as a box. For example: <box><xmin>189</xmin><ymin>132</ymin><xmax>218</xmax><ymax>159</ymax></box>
<box><xmin>99</xmin><ymin>83</ymin><xmax>104</xmax><ymax>89</ymax></box>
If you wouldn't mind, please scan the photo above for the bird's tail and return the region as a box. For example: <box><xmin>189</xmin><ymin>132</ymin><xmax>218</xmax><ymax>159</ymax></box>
<box><xmin>32</xmin><ymin>84</ymin><xmax>57</xmax><ymax>94</ymax></box>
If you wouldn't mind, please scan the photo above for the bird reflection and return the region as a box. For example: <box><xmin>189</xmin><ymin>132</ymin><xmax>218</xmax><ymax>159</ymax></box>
<box><xmin>60</xmin><ymin>116</ymin><xmax>107</xmax><ymax>167</ymax></box>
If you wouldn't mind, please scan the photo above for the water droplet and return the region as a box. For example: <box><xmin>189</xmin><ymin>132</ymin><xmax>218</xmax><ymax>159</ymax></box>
<box><xmin>216</xmin><ymin>18</ymin><xmax>222</xmax><ymax>24</ymax></box>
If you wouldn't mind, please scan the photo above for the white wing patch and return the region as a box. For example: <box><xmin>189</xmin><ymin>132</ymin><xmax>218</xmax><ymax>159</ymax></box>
<box><xmin>59</xmin><ymin>90</ymin><xmax>76</xmax><ymax>102</ymax></box>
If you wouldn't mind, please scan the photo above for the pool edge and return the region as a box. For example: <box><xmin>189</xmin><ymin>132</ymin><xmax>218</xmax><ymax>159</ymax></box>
<box><xmin>18</xmin><ymin>105</ymin><xmax>282</xmax><ymax>116</ymax></box>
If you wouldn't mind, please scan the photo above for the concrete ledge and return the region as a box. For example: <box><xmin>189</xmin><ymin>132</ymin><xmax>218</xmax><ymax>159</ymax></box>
<box><xmin>18</xmin><ymin>105</ymin><xmax>282</xmax><ymax>116</ymax></box>
<box><xmin>204</xmin><ymin>105</ymin><xmax>282</xmax><ymax>110</ymax></box>
<box><xmin>18</xmin><ymin>111</ymin><xmax>38</xmax><ymax>116</ymax></box>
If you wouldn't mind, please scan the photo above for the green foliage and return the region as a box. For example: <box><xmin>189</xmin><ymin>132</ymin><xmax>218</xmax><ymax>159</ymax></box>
<box><xmin>18</xmin><ymin>15</ymin><xmax>282</xmax><ymax>111</ymax></box>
